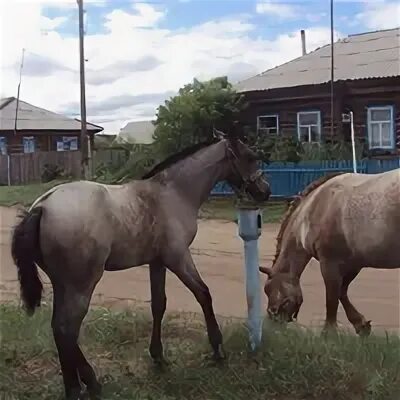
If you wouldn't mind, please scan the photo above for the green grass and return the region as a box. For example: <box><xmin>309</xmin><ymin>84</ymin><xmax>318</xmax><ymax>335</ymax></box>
<box><xmin>201</xmin><ymin>197</ymin><xmax>287</xmax><ymax>224</ymax></box>
<box><xmin>0</xmin><ymin>180</ymin><xmax>69</xmax><ymax>207</ymax></box>
<box><xmin>0</xmin><ymin>303</ymin><xmax>399</xmax><ymax>400</ymax></box>
<box><xmin>0</xmin><ymin>181</ymin><xmax>287</xmax><ymax>223</ymax></box>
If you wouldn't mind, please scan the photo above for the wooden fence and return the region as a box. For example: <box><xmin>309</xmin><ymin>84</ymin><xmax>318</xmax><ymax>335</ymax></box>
<box><xmin>211</xmin><ymin>158</ymin><xmax>400</xmax><ymax>198</ymax></box>
<box><xmin>1</xmin><ymin>150</ymin><xmax>399</xmax><ymax>199</ymax></box>
<box><xmin>0</xmin><ymin>151</ymin><xmax>81</xmax><ymax>185</ymax></box>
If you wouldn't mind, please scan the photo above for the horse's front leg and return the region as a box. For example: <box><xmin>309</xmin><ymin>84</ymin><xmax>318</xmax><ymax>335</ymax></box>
<box><xmin>149</xmin><ymin>262</ymin><xmax>168</xmax><ymax>365</ymax></box>
<box><xmin>165</xmin><ymin>250</ymin><xmax>224</xmax><ymax>360</ymax></box>
<box><xmin>340</xmin><ymin>269</ymin><xmax>371</xmax><ymax>336</ymax></box>
<box><xmin>320</xmin><ymin>260</ymin><xmax>342</xmax><ymax>335</ymax></box>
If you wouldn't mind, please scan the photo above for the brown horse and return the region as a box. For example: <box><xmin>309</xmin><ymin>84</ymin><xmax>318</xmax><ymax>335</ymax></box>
<box><xmin>11</xmin><ymin>133</ymin><xmax>271</xmax><ymax>400</ymax></box>
<box><xmin>259</xmin><ymin>169</ymin><xmax>400</xmax><ymax>336</ymax></box>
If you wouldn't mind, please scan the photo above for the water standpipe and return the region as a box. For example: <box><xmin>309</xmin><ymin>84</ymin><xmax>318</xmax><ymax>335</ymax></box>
<box><xmin>237</xmin><ymin>201</ymin><xmax>264</xmax><ymax>351</ymax></box>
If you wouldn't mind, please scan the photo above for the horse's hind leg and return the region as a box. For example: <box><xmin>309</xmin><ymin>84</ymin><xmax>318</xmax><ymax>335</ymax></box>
<box><xmin>340</xmin><ymin>269</ymin><xmax>371</xmax><ymax>336</ymax></box>
<box><xmin>52</xmin><ymin>281</ymin><xmax>101</xmax><ymax>400</ymax></box>
<box><xmin>149</xmin><ymin>262</ymin><xmax>167</xmax><ymax>365</ymax></box>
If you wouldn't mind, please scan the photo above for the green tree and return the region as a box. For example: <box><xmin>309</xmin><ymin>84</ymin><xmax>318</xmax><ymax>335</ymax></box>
<box><xmin>152</xmin><ymin>76</ymin><xmax>245</xmax><ymax>157</ymax></box>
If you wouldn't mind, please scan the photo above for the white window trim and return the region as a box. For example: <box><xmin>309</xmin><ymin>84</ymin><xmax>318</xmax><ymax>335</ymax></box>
<box><xmin>257</xmin><ymin>114</ymin><xmax>279</xmax><ymax>135</ymax></box>
<box><xmin>23</xmin><ymin>136</ymin><xmax>35</xmax><ymax>153</ymax></box>
<box><xmin>57</xmin><ymin>136</ymin><xmax>79</xmax><ymax>151</ymax></box>
<box><xmin>367</xmin><ymin>106</ymin><xmax>394</xmax><ymax>150</ymax></box>
<box><xmin>297</xmin><ymin>111</ymin><xmax>321</xmax><ymax>143</ymax></box>
<box><xmin>0</xmin><ymin>136</ymin><xmax>7</xmax><ymax>155</ymax></box>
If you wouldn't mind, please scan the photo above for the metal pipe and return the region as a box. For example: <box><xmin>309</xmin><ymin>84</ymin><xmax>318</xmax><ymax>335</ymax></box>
<box><xmin>238</xmin><ymin>208</ymin><xmax>263</xmax><ymax>350</ymax></box>
<box><xmin>300</xmin><ymin>29</ymin><xmax>306</xmax><ymax>56</ymax></box>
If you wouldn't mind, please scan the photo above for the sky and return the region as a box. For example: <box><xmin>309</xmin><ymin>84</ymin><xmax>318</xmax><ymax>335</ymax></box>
<box><xmin>0</xmin><ymin>0</ymin><xmax>399</xmax><ymax>134</ymax></box>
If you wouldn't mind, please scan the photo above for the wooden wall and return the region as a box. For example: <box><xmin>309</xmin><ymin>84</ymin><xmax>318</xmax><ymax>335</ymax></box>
<box><xmin>240</xmin><ymin>77</ymin><xmax>400</xmax><ymax>154</ymax></box>
<box><xmin>0</xmin><ymin>131</ymin><xmax>82</xmax><ymax>154</ymax></box>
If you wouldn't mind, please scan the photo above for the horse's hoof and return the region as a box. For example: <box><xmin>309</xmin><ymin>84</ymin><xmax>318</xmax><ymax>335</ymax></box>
<box><xmin>66</xmin><ymin>387</ymin><xmax>83</xmax><ymax>400</ymax></box>
<box><xmin>356</xmin><ymin>320</ymin><xmax>372</xmax><ymax>337</ymax></box>
<box><xmin>213</xmin><ymin>344</ymin><xmax>226</xmax><ymax>361</ymax></box>
<box><xmin>321</xmin><ymin>325</ymin><xmax>338</xmax><ymax>338</ymax></box>
<box><xmin>152</xmin><ymin>356</ymin><xmax>170</xmax><ymax>368</ymax></box>
<box><xmin>87</xmin><ymin>382</ymin><xmax>102</xmax><ymax>400</ymax></box>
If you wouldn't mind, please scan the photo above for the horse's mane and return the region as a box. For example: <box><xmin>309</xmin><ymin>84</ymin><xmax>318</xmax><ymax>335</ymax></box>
<box><xmin>272</xmin><ymin>172</ymin><xmax>345</xmax><ymax>265</ymax></box>
<box><xmin>141</xmin><ymin>139</ymin><xmax>218</xmax><ymax>180</ymax></box>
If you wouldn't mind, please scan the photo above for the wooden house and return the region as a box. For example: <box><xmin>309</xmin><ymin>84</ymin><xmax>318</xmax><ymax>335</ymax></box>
<box><xmin>0</xmin><ymin>97</ymin><xmax>103</xmax><ymax>154</ymax></box>
<box><xmin>235</xmin><ymin>28</ymin><xmax>400</xmax><ymax>157</ymax></box>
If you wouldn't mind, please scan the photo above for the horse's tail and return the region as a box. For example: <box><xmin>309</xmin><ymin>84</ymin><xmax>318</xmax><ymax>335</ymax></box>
<box><xmin>11</xmin><ymin>207</ymin><xmax>44</xmax><ymax>316</ymax></box>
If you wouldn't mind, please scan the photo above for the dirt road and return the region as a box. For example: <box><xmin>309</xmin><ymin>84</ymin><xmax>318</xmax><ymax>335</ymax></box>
<box><xmin>1</xmin><ymin>206</ymin><xmax>399</xmax><ymax>333</ymax></box>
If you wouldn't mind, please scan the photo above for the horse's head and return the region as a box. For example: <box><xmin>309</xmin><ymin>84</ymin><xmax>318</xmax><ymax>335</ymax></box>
<box><xmin>214</xmin><ymin>129</ymin><xmax>271</xmax><ymax>202</ymax></box>
<box><xmin>259</xmin><ymin>266</ymin><xmax>303</xmax><ymax>323</ymax></box>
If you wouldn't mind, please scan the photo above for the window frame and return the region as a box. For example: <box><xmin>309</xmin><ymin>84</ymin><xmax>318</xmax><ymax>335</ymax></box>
<box><xmin>56</xmin><ymin>136</ymin><xmax>79</xmax><ymax>151</ymax></box>
<box><xmin>257</xmin><ymin>114</ymin><xmax>279</xmax><ymax>135</ymax></box>
<box><xmin>0</xmin><ymin>136</ymin><xmax>7</xmax><ymax>155</ymax></box>
<box><xmin>297</xmin><ymin>110</ymin><xmax>321</xmax><ymax>143</ymax></box>
<box><xmin>23</xmin><ymin>136</ymin><xmax>36</xmax><ymax>153</ymax></box>
<box><xmin>367</xmin><ymin>105</ymin><xmax>394</xmax><ymax>150</ymax></box>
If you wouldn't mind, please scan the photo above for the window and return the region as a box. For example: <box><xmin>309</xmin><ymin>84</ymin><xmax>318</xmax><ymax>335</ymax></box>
<box><xmin>23</xmin><ymin>136</ymin><xmax>35</xmax><ymax>153</ymax></box>
<box><xmin>257</xmin><ymin>115</ymin><xmax>279</xmax><ymax>135</ymax></box>
<box><xmin>0</xmin><ymin>137</ymin><xmax>6</xmax><ymax>155</ymax></box>
<box><xmin>367</xmin><ymin>106</ymin><xmax>394</xmax><ymax>149</ymax></box>
<box><xmin>297</xmin><ymin>111</ymin><xmax>321</xmax><ymax>143</ymax></box>
<box><xmin>57</xmin><ymin>136</ymin><xmax>79</xmax><ymax>151</ymax></box>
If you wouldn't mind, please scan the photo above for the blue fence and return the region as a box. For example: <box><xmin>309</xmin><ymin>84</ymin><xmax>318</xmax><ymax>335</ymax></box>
<box><xmin>211</xmin><ymin>158</ymin><xmax>400</xmax><ymax>199</ymax></box>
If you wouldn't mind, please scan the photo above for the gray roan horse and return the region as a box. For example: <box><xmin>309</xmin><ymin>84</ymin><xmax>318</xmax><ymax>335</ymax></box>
<box><xmin>11</xmin><ymin>133</ymin><xmax>271</xmax><ymax>400</ymax></box>
<box><xmin>259</xmin><ymin>170</ymin><xmax>400</xmax><ymax>336</ymax></box>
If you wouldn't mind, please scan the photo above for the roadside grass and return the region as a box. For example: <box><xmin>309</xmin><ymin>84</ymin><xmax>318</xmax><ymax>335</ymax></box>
<box><xmin>0</xmin><ymin>181</ymin><xmax>287</xmax><ymax>223</ymax></box>
<box><xmin>200</xmin><ymin>197</ymin><xmax>287</xmax><ymax>224</ymax></box>
<box><xmin>0</xmin><ymin>180</ymin><xmax>69</xmax><ymax>207</ymax></box>
<box><xmin>1</xmin><ymin>303</ymin><xmax>399</xmax><ymax>400</ymax></box>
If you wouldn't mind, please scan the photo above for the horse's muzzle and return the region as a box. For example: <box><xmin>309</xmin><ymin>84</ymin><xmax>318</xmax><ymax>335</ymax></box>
<box><xmin>247</xmin><ymin>175</ymin><xmax>271</xmax><ymax>202</ymax></box>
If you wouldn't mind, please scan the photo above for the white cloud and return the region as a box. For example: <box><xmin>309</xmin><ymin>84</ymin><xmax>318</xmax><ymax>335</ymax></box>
<box><xmin>0</xmin><ymin>1</ymin><xmax>337</xmax><ymax>134</ymax></box>
<box><xmin>256</xmin><ymin>1</ymin><xmax>296</xmax><ymax>19</ymax></box>
<box><xmin>104</xmin><ymin>3</ymin><xmax>166</xmax><ymax>32</ymax></box>
<box><xmin>0</xmin><ymin>0</ymin><xmax>107</xmax><ymax>8</ymax></box>
<box><xmin>355</xmin><ymin>1</ymin><xmax>400</xmax><ymax>30</ymax></box>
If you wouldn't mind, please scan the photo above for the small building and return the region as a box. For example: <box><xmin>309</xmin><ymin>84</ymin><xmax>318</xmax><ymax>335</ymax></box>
<box><xmin>0</xmin><ymin>97</ymin><xmax>103</xmax><ymax>154</ymax></box>
<box><xmin>117</xmin><ymin>120</ymin><xmax>155</xmax><ymax>145</ymax></box>
<box><xmin>235</xmin><ymin>28</ymin><xmax>400</xmax><ymax>156</ymax></box>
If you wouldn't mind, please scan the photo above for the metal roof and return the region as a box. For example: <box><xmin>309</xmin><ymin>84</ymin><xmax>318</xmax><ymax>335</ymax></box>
<box><xmin>117</xmin><ymin>120</ymin><xmax>155</xmax><ymax>144</ymax></box>
<box><xmin>235</xmin><ymin>28</ymin><xmax>400</xmax><ymax>93</ymax></box>
<box><xmin>0</xmin><ymin>97</ymin><xmax>103</xmax><ymax>132</ymax></box>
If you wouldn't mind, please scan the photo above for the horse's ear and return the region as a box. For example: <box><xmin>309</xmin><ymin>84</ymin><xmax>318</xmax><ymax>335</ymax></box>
<box><xmin>213</xmin><ymin>127</ymin><xmax>227</xmax><ymax>140</ymax></box>
<box><xmin>259</xmin><ymin>266</ymin><xmax>273</xmax><ymax>277</ymax></box>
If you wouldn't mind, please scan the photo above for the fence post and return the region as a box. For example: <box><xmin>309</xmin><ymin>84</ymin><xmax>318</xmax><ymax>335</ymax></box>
<box><xmin>350</xmin><ymin>111</ymin><xmax>357</xmax><ymax>173</ymax></box>
<box><xmin>7</xmin><ymin>154</ymin><xmax>11</xmax><ymax>186</ymax></box>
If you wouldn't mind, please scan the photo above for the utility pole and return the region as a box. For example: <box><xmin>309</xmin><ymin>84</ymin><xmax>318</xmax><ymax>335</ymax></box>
<box><xmin>330</xmin><ymin>0</ymin><xmax>335</xmax><ymax>141</ymax></box>
<box><xmin>14</xmin><ymin>48</ymin><xmax>25</xmax><ymax>136</ymax></box>
<box><xmin>77</xmin><ymin>0</ymin><xmax>90</xmax><ymax>179</ymax></box>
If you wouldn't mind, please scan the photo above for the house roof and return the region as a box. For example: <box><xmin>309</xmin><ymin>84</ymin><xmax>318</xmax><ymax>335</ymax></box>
<box><xmin>235</xmin><ymin>28</ymin><xmax>400</xmax><ymax>93</ymax></box>
<box><xmin>116</xmin><ymin>120</ymin><xmax>155</xmax><ymax>144</ymax></box>
<box><xmin>0</xmin><ymin>97</ymin><xmax>103</xmax><ymax>133</ymax></box>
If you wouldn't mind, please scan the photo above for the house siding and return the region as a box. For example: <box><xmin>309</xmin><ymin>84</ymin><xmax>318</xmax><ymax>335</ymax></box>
<box><xmin>0</xmin><ymin>131</ymin><xmax>81</xmax><ymax>154</ymax></box>
<box><xmin>239</xmin><ymin>77</ymin><xmax>400</xmax><ymax>155</ymax></box>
